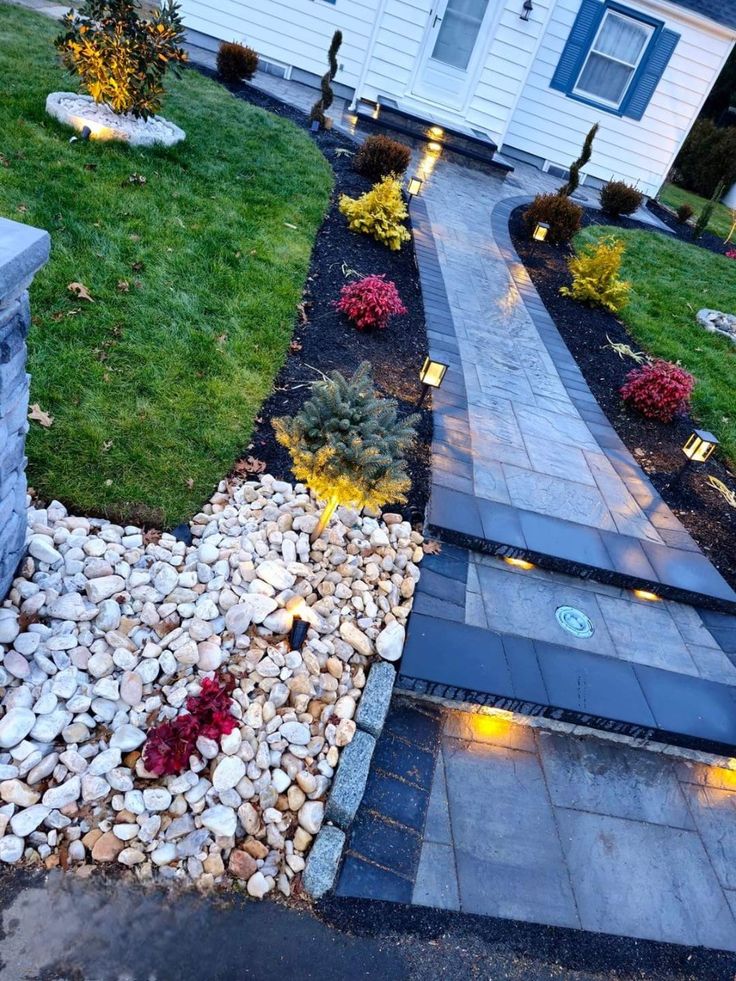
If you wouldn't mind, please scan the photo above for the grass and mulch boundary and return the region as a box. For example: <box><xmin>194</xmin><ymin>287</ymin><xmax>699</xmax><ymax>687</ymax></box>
<box><xmin>657</xmin><ymin>182</ymin><xmax>735</xmax><ymax>244</ymax></box>
<box><xmin>509</xmin><ymin>205</ymin><xmax>736</xmax><ymax>590</ymax></box>
<box><xmin>202</xmin><ymin>68</ymin><xmax>433</xmax><ymax>524</ymax></box>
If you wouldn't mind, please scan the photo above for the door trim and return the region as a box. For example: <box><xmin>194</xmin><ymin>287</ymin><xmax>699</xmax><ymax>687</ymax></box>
<box><xmin>407</xmin><ymin>0</ymin><xmax>504</xmax><ymax>116</ymax></box>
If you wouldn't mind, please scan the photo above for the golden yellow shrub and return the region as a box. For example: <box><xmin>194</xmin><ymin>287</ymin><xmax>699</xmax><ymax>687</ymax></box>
<box><xmin>560</xmin><ymin>237</ymin><xmax>631</xmax><ymax>313</ymax></box>
<box><xmin>339</xmin><ymin>176</ymin><xmax>411</xmax><ymax>250</ymax></box>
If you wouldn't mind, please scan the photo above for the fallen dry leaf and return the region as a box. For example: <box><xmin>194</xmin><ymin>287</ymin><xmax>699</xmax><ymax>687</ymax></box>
<box><xmin>297</xmin><ymin>302</ymin><xmax>308</xmax><ymax>325</ymax></box>
<box><xmin>116</xmin><ymin>280</ymin><xmax>129</xmax><ymax>293</ymax></box>
<box><xmin>131</xmin><ymin>261</ymin><xmax>145</xmax><ymax>273</ymax></box>
<box><xmin>234</xmin><ymin>456</ymin><xmax>266</xmax><ymax>476</ymax></box>
<box><xmin>16</xmin><ymin>204</ymin><xmax>28</xmax><ymax>214</ymax></box>
<box><xmin>186</xmin><ymin>477</ymin><xmax>195</xmax><ymax>489</ymax></box>
<box><xmin>28</xmin><ymin>403</ymin><xmax>53</xmax><ymax>428</ymax></box>
<box><xmin>289</xmin><ymin>340</ymin><xmax>302</xmax><ymax>354</ymax></box>
<box><xmin>143</xmin><ymin>528</ymin><xmax>162</xmax><ymax>546</ymax></box>
<box><xmin>67</xmin><ymin>281</ymin><xmax>94</xmax><ymax>302</ymax></box>
<box><xmin>102</xmin><ymin>440</ymin><xmax>113</xmax><ymax>453</ymax></box>
<box><xmin>423</xmin><ymin>540</ymin><xmax>442</xmax><ymax>555</ymax></box>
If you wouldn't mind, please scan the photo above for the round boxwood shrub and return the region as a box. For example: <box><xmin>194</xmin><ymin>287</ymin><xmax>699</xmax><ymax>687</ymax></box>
<box><xmin>600</xmin><ymin>181</ymin><xmax>643</xmax><ymax>217</ymax></box>
<box><xmin>353</xmin><ymin>134</ymin><xmax>412</xmax><ymax>182</ymax></box>
<box><xmin>676</xmin><ymin>203</ymin><xmax>694</xmax><ymax>224</ymax></box>
<box><xmin>217</xmin><ymin>40</ymin><xmax>259</xmax><ymax>82</ymax></box>
<box><xmin>523</xmin><ymin>193</ymin><xmax>583</xmax><ymax>245</ymax></box>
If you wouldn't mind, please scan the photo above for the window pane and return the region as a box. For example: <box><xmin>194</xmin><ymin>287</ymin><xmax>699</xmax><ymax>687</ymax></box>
<box><xmin>577</xmin><ymin>52</ymin><xmax>633</xmax><ymax>103</ymax></box>
<box><xmin>595</xmin><ymin>12</ymin><xmax>649</xmax><ymax>65</ymax></box>
<box><xmin>432</xmin><ymin>0</ymin><xmax>490</xmax><ymax>70</ymax></box>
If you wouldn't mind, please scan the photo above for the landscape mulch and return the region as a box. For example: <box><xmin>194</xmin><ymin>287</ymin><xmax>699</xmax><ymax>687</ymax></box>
<box><xmin>202</xmin><ymin>68</ymin><xmax>432</xmax><ymax>524</ymax></box>
<box><xmin>509</xmin><ymin>203</ymin><xmax>736</xmax><ymax>591</ymax></box>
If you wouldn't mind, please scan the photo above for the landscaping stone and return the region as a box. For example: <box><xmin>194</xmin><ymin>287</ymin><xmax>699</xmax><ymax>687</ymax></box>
<box><xmin>46</xmin><ymin>93</ymin><xmax>186</xmax><ymax>147</ymax></box>
<box><xmin>0</xmin><ymin>475</ymin><xmax>421</xmax><ymax>895</ymax></box>
<box><xmin>302</xmin><ymin>825</ymin><xmax>346</xmax><ymax>898</ymax></box>
<box><xmin>325</xmin><ymin>730</ymin><xmax>376</xmax><ymax>828</ymax></box>
<box><xmin>355</xmin><ymin>663</ymin><xmax>396</xmax><ymax>738</ymax></box>
<box><xmin>697</xmin><ymin>309</ymin><xmax>736</xmax><ymax>345</ymax></box>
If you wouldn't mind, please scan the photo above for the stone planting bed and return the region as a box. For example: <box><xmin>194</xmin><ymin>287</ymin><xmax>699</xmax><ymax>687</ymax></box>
<box><xmin>0</xmin><ymin>475</ymin><xmax>421</xmax><ymax>896</ymax></box>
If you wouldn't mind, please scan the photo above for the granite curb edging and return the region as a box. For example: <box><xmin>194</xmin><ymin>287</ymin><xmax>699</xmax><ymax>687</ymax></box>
<box><xmin>302</xmin><ymin>661</ymin><xmax>396</xmax><ymax>898</ymax></box>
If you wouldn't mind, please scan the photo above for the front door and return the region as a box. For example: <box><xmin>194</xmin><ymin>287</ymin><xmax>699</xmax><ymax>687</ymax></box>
<box><xmin>412</xmin><ymin>0</ymin><xmax>494</xmax><ymax>111</ymax></box>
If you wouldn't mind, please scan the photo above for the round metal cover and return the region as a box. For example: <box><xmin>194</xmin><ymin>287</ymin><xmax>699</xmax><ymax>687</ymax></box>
<box><xmin>555</xmin><ymin>606</ymin><xmax>594</xmax><ymax>639</ymax></box>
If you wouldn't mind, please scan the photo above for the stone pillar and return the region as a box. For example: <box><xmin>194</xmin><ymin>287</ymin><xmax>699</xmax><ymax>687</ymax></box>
<box><xmin>0</xmin><ymin>218</ymin><xmax>50</xmax><ymax>600</ymax></box>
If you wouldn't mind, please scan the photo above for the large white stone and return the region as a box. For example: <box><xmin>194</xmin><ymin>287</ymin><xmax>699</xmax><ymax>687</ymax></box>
<box><xmin>375</xmin><ymin>621</ymin><xmax>405</xmax><ymax>662</ymax></box>
<box><xmin>201</xmin><ymin>804</ymin><xmax>237</xmax><ymax>837</ymax></box>
<box><xmin>255</xmin><ymin>560</ymin><xmax>295</xmax><ymax>591</ymax></box>
<box><xmin>0</xmin><ymin>709</ymin><xmax>36</xmax><ymax>749</ymax></box>
<box><xmin>212</xmin><ymin>756</ymin><xmax>246</xmax><ymax>792</ymax></box>
<box><xmin>46</xmin><ymin>93</ymin><xmax>186</xmax><ymax>148</ymax></box>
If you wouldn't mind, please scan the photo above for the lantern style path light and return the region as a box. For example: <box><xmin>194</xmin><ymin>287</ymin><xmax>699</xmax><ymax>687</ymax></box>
<box><xmin>520</xmin><ymin>0</ymin><xmax>533</xmax><ymax>20</ymax></box>
<box><xmin>418</xmin><ymin>356</ymin><xmax>449</xmax><ymax>405</ymax></box>
<box><xmin>669</xmin><ymin>428</ymin><xmax>719</xmax><ymax>490</ymax></box>
<box><xmin>407</xmin><ymin>175</ymin><xmax>423</xmax><ymax>200</ymax></box>
<box><xmin>286</xmin><ymin>596</ymin><xmax>317</xmax><ymax>651</ymax></box>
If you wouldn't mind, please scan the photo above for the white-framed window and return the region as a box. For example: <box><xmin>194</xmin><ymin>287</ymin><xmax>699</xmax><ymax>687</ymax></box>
<box><xmin>573</xmin><ymin>8</ymin><xmax>654</xmax><ymax>109</ymax></box>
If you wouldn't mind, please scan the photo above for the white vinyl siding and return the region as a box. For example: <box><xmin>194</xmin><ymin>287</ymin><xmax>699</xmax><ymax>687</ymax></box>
<box><xmin>504</xmin><ymin>0</ymin><xmax>733</xmax><ymax>196</ymax></box>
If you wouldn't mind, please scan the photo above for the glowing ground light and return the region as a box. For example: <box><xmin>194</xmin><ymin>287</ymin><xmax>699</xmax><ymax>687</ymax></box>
<box><xmin>504</xmin><ymin>556</ymin><xmax>535</xmax><ymax>570</ymax></box>
<box><xmin>633</xmin><ymin>589</ymin><xmax>660</xmax><ymax>602</ymax></box>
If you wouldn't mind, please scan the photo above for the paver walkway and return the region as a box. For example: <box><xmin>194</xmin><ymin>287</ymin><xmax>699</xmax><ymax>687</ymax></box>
<box><xmin>338</xmin><ymin>698</ymin><xmax>736</xmax><ymax>955</ymax></box>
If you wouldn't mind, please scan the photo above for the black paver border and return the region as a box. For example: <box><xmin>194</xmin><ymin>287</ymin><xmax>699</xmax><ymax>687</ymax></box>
<box><xmin>398</xmin><ymin>612</ymin><xmax>736</xmax><ymax>758</ymax></box>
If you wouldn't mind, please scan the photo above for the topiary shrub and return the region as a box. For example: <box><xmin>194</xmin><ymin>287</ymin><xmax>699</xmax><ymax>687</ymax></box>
<box><xmin>558</xmin><ymin>123</ymin><xmax>598</xmax><ymax>198</ymax></box>
<box><xmin>620</xmin><ymin>360</ymin><xmax>695</xmax><ymax>422</ymax></box>
<box><xmin>273</xmin><ymin>362</ymin><xmax>418</xmax><ymax>542</ymax></box>
<box><xmin>675</xmin><ymin>118</ymin><xmax>736</xmax><ymax>198</ymax></box>
<box><xmin>55</xmin><ymin>0</ymin><xmax>187</xmax><ymax>120</ymax></box>
<box><xmin>523</xmin><ymin>193</ymin><xmax>583</xmax><ymax>245</ymax></box>
<box><xmin>600</xmin><ymin>181</ymin><xmax>643</xmax><ymax>217</ymax></box>
<box><xmin>217</xmin><ymin>41</ymin><xmax>258</xmax><ymax>82</ymax></box>
<box><xmin>693</xmin><ymin>180</ymin><xmax>726</xmax><ymax>239</ymax></box>
<box><xmin>676</xmin><ymin>203</ymin><xmax>694</xmax><ymax>224</ymax></box>
<box><xmin>335</xmin><ymin>274</ymin><xmax>407</xmax><ymax>330</ymax></box>
<box><xmin>353</xmin><ymin>134</ymin><xmax>412</xmax><ymax>182</ymax></box>
<box><xmin>339</xmin><ymin>176</ymin><xmax>411</xmax><ymax>250</ymax></box>
<box><xmin>309</xmin><ymin>30</ymin><xmax>342</xmax><ymax>127</ymax></box>
<box><xmin>560</xmin><ymin>237</ymin><xmax>630</xmax><ymax>313</ymax></box>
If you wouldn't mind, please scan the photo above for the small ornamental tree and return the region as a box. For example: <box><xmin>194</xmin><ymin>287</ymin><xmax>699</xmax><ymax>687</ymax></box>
<box><xmin>693</xmin><ymin>180</ymin><xmax>726</xmax><ymax>240</ymax></box>
<box><xmin>560</xmin><ymin>237</ymin><xmax>630</xmax><ymax>313</ymax></box>
<box><xmin>55</xmin><ymin>0</ymin><xmax>187</xmax><ymax>119</ymax></box>
<box><xmin>309</xmin><ymin>30</ymin><xmax>342</xmax><ymax>128</ymax></box>
<box><xmin>558</xmin><ymin>123</ymin><xmax>599</xmax><ymax>198</ymax></box>
<box><xmin>273</xmin><ymin>362</ymin><xmax>418</xmax><ymax>542</ymax></box>
<box><xmin>335</xmin><ymin>274</ymin><xmax>407</xmax><ymax>330</ymax></box>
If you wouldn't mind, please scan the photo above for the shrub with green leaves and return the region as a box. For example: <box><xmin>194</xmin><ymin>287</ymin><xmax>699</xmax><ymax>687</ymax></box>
<box><xmin>693</xmin><ymin>180</ymin><xmax>726</xmax><ymax>239</ymax></box>
<box><xmin>600</xmin><ymin>181</ymin><xmax>643</xmax><ymax>217</ymax></box>
<box><xmin>55</xmin><ymin>0</ymin><xmax>187</xmax><ymax>119</ymax></box>
<box><xmin>675</xmin><ymin>118</ymin><xmax>736</xmax><ymax>198</ymax></box>
<box><xmin>273</xmin><ymin>362</ymin><xmax>418</xmax><ymax>541</ymax></box>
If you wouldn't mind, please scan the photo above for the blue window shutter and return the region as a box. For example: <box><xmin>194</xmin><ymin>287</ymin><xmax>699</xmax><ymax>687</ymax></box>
<box><xmin>550</xmin><ymin>0</ymin><xmax>603</xmax><ymax>94</ymax></box>
<box><xmin>622</xmin><ymin>28</ymin><xmax>679</xmax><ymax>120</ymax></box>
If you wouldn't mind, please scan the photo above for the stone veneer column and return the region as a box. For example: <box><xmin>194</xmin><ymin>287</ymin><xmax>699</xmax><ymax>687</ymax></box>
<box><xmin>0</xmin><ymin>218</ymin><xmax>50</xmax><ymax>600</ymax></box>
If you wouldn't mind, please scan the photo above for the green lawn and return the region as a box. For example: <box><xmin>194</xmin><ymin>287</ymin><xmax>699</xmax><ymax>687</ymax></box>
<box><xmin>577</xmin><ymin>225</ymin><xmax>736</xmax><ymax>464</ymax></box>
<box><xmin>658</xmin><ymin>182</ymin><xmax>734</xmax><ymax>241</ymax></box>
<box><xmin>0</xmin><ymin>4</ymin><xmax>331</xmax><ymax>526</ymax></box>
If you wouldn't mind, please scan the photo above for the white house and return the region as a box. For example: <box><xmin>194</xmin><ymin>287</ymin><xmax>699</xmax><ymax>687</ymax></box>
<box><xmin>181</xmin><ymin>0</ymin><xmax>736</xmax><ymax>196</ymax></box>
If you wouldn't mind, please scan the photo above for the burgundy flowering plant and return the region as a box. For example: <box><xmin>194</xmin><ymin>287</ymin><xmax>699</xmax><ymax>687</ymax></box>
<box><xmin>726</xmin><ymin>248</ymin><xmax>736</xmax><ymax>260</ymax></box>
<box><xmin>620</xmin><ymin>359</ymin><xmax>695</xmax><ymax>423</ymax></box>
<box><xmin>143</xmin><ymin>674</ymin><xmax>237</xmax><ymax>776</ymax></box>
<box><xmin>334</xmin><ymin>274</ymin><xmax>407</xmax><ymax>330</ymax></box>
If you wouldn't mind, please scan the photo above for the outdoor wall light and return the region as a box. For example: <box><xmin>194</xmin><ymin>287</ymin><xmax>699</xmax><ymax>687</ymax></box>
<box><xmin>407</xmin><ymin>175</ymin><xmax>423</xmax><ymax>198</ymax></box>
<box><xmin>427</xmin><ymin>141</ymin><xmax>443</xmax><ymax>154</ymax></box>
<box><xmin>418</xmin><ymin>356</ymin><xmax>449</xmax><ymax>404</ymax></box>
<box><xmin>683</xmin><ymin>429</ymin><xmax>719</xmax><ymax>463</ymax></box>
<box><xmin>429</xmin><ymin>126</ymin><xmax>444</xmax><ymax>138</ymax></box>
<box><xmin>520</xmin><ymin>0</ymin><xmax>533</xmax><ymax>20</ymax></box>
<box><xmin>532</xmin><ymin>221</ymin><xmax>550</xmax><ymax>242</ymax></box>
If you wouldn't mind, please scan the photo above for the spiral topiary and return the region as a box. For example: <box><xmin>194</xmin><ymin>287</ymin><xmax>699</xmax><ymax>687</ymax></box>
<box><xmin>309</xmin><ymin>30</ymin><xmax>342</xmax><ymax>128</ymax></box>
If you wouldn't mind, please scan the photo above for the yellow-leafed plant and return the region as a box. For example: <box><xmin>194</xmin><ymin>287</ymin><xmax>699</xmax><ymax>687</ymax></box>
<box><xmin>339</xmin><ymin>176</ymin><xmax>411</xmax><ymax>250</ymax></box>
<box><xmin>560</xmin><ymin>236</ymin><xmax>631</xmax><ymax>313</ymax></box>
<box><xmin>273</xmin><ymin>362</ymin><xmax>418</xmax><ymax>542</ymax></box>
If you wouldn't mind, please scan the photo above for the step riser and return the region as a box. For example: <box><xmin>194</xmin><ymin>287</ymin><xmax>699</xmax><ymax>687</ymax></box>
<box><xmin>428</xmin><ymin>520</ymin><xmax>736</xmax><ymax>615</ymax></box>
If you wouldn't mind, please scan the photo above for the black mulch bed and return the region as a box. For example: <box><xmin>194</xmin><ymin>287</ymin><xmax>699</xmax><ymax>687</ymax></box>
<box><xmin>196</xmin><ymin>66</ymin><xmax>432</xmax><ymax>524</ymax></box>
<box><xmin>509</xmin><ymin>203</ymin><xmax>736</xmax><ymax>592</ymax></box>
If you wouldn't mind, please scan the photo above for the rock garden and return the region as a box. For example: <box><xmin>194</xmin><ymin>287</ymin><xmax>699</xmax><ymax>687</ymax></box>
<box><xmin>511</xmin><ymin>125</ymin><xmax>736</xmax><ymax>588</ymax></box>
<box><xmin>0</xmin><ymin>2</ymin><xmax>434</xmax><ymax>894</ymax></box>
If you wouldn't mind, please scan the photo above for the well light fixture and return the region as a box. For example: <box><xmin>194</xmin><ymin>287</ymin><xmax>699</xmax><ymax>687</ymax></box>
<box><xmin>504</xmin><ymin>556</ymin><xmax>535</xmax><ymax>570</ymax></box>
<box><xmin>633</xmin><ymin>589</ymin><xmax>660</xmax><ymax>602</ymax></box>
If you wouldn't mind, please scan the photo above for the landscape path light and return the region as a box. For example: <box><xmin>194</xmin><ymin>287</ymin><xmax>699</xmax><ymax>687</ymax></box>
<box><xmin>418</xmin><ymin>356</ymin><xmax>448</xmax><ymax>405</ymax></box>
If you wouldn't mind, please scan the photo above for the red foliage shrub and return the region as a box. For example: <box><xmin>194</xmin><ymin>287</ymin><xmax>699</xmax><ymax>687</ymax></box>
<box><xmin>726</xmin><ymin>248</ymin><xmax>736</xmax><ymax>260</ymax></box>
<box><xmin>334</xmin><ymin>274</ymin><xmax>407</xmax><ymax>330</ymax></box>
<box><xmin>620</xmin><ymin>360</ymin><xmax>695</xmax><ymax>423</ymax></box>
<box><xmin>143</xmin><ymin>675</ymin><xmax>237</xmax><ymax>776</ymax></box>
